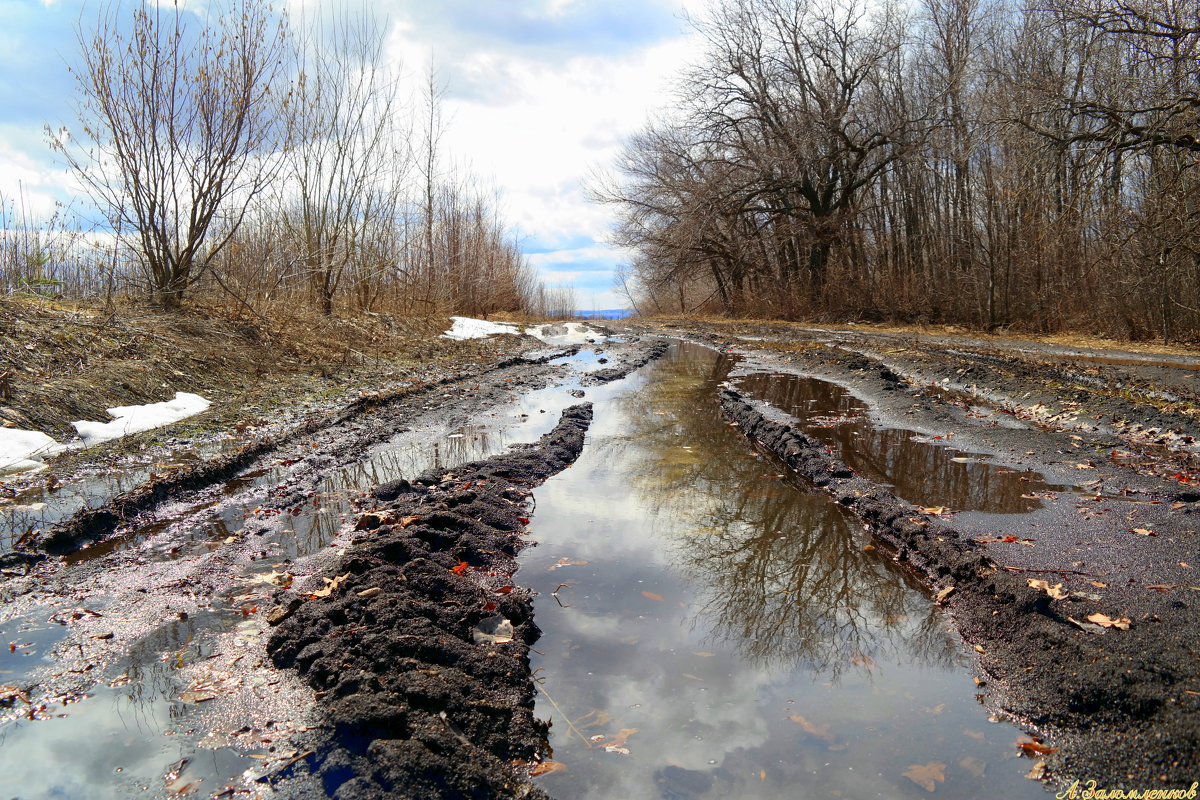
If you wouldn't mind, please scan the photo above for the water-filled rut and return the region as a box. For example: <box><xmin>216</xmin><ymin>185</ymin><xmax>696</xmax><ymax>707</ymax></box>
<box><xmin>523</xmin><ymin>342</ymin><xmax>1048</xmax><ymax>799</ymax></box>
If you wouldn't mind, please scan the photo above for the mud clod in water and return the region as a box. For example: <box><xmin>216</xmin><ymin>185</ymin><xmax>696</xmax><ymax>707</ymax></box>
<box><xmin>266</xmin><ymin>404</ymin><xmax>593</xmax><ymax>800</ymax></box>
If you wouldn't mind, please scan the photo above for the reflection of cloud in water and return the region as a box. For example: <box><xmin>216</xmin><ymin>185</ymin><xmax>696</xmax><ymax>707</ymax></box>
<box><xmin>525</xmin><ymin>343</ymin><xmax>1042</xmax><ymax>800</ymax></box>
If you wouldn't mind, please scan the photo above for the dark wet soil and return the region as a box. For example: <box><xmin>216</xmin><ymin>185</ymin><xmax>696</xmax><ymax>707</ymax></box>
<box><xmin>265</xmin><ymin>405</ymin><xmax>593</xmax><ymax>800</ymax></box>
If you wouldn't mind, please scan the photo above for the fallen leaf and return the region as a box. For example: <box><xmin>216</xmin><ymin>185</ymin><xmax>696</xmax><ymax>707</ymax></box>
<box><xmin>1026</xmin><ymin>759</ymin><xmax>1047</xmax><ymax>780</ymax></box>
<box><xmin>1087</xmin><ymin>613</ymin><xmax>1131</xmax><ymax>630</ymax></box>
<box><xmin>1075</xmin><ymin>463</ymin><xmax>1095</xmax><ymax>470</ymax></box>
<box><xmin>935</xmin><ymin>586</ymin><xmax>955</xmax><ymax>604</ymax></box>
<box><xmin>1182</xmin><ymin>562</ymin><xmax>1192</xmax><ymax>569</ymax></box>
<box><xmin>1018</xmin><ymin>739</ymin><xmax>1058</xmax><ymax>755</ymax></box>
<box><xmin>530</xmin><ymin>761</ymin><xmax>566</xmax><ymax>776</ymax></box>
<box><xmin>1130</xmin><ymin>528</ymin><xmax>1156</xmax><ymax>536</ymax></box>
<box><xmin>248</xmin><ymin>570</ymin><xmax>293</xmax><ymax>588</ymax></box>
<box><xmin>959</xmin><ymin>755</ymin><xmax>987</xmax><ymax>778</ymax></box>
<box><xmin>548</xmin><ymin>557</ymin><xmax>589</xmax><ymax>571</ymax></box>
<box><xmin>790</xmin><ymin>714</ymin><xmax>836</xmax><ymax>744</ymax></box>
<box><xmin>450</xmin><ymin>561</ymin><xmax>469</xmax><ymax>575</ymax></box>
<box><xmin>1027</xmin><ymin>579</ymin><xmax>1069</xmax><ymax>600</ymax></box>
<box><xmin>903</xmin><ymin>762</ymin><xmax>946</xmax><ymax>792</ymax></box>
<box><xmin>641</xmin><ymin>591</ymin><xmax>664</xmax><ymax>602</ymax></box>
<box><xmin>180</xmin><ymin>690</ymin><xmax>218</xmax><ymax>704</ymax></box>
<box><xmin>311</xmin><ymin>573</ymin><xmax>350</xmax><ymax>599</ymax></box>
<box><xmin>919</xmin><ymin>506</ymin><xmax>952</xmax><ymax>516</ymax></box>
<box><xmin>1090</xmin><ymin>581</ymin><xmax>1108</xmax><ymax>588</ymax></box>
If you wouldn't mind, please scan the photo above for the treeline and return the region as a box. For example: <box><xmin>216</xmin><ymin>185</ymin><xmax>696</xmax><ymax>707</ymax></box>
<box><xmin>602</xmin><ymin>0</ymin><xmax>1200</xmax><ymax>340</ymax></box>
<box><xmin>0</xmin><ymin>1</ymin><xmax>573</xmax><ymax>319</ymax></box>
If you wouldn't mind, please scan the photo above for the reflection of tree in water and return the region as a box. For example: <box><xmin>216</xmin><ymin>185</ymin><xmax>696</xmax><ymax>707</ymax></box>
<box><xmin>734</xmin><ymin>372</ymin><xmax>1050</xmax><ymax>513</ymax></box>
<box><xmin>613</xmin><ymin>343</ymin><xmax>958</xmax><ymax>679</ymax></box>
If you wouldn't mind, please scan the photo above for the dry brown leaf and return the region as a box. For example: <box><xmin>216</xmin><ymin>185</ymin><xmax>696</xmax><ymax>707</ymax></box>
<box><xmin>1027</xmin><ymin>579</ymin><xmax>1068</xmax><ymax>600</ymax></box>
<box><xmin>903</xmin><ymin>762</ymin><xmax>946</xmax><ymax>792</ymax></box>
<box><xmin>530</xmin><ymin>761</ymin><xmax>566</xmax><ymax>777</ymax></box>
<box><xmin>1130</xmin><ymin>528</ymin><xmax>1156</xmax><ymax>536</ymax></box>
<box><xmin>1090</xmin><ymin>581</ymin><xmax>1108</xmax><ymax>588</ymax></box>
<box><xmin>790</xmin><ymin>714</ymin><xmax>836</xmax><ymax>744</ymax></box>
<box><xmin>1018</xmin><ymin>739</ymin><xmax>1058</xmax><ymax>755</ymax></box>
<box><xmin>1026</xmin><ymin>759</ymin><xmax>1047</xmax><ymax>780</ymax></box>
<box><xmin>641</xmin><ymin>591</ymin><xmax>664</xmax><ymax>602</ymax></box>
<box><xmin>180</xmin><ymin>690</ymin><xmax>218</xmax><ymax>704</ymax></box>
<box><xmin>959</xmin><ymin>755</ymin><xmax>987</xmax><ymax>778</ymax></box>
<box><xmin>1087</xmin><ymin>613</ymin><xmax>1131</xmax><ymax>630</ymax></box>
<box><xmin>919</xmin><ymin>506</ymin><xmax>952</xmax><ymax>516</ymax></box>
<box><xmin>935</xmin><ymin>586</ymin><xmax>955</xmax><ymax>604</ymax></box>
<box><xmin>311</xmin><ymin>573</ymin><xmax>350</xmax><ymax>599</ymax></box>
<box><xmin>548</xmin><ymin>557</ymin><xmax>589</xmax><ymax>571</ymax></box>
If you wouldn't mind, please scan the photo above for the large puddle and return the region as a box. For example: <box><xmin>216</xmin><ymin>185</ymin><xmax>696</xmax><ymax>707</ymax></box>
<box><xmin>733</xmin><ymin>372</ymin><xmax>1067</xmax><ymax>513</ymax></box>
<box><xmin>523</xmin><ymin>343</ymin><xmax>1048</xmax><ymax>799</ymax></box>
<box><xmin>1</xmin><ymin>341</ymin><xmax>1055</xmax><ymax>798</ymax></box>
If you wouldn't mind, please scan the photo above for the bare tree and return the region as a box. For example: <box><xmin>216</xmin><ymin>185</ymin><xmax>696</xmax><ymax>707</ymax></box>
<box><xmin>52</xmin><ymin>0</ymin><xmax>291</xmax><ymax>308</ymax></box>
<box><xmin>280</xmin><ymin>9</ymin><xmax>409</xmax><ymax>316</ymax></box>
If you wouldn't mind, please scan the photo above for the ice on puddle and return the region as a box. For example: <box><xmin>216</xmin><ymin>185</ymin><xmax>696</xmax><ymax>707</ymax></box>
<box><xmin>71</xmin><ymin>392</ymin><xmax>211</xmax><ymax>446</ymax></box>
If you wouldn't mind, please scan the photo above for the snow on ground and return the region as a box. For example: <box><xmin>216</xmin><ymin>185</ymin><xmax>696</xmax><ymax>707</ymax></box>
<box><xmin>72</xmin><ymin>392</ymin><xmax>211</xmax><ymax>446</ymax></box>
<box><xmin>0</xmin><ymin>428</ymin><xmax>66</xmax><ymax>475</ymax></box>
<box><xmin>524</xmin><ymin>322</ymin><xmax>604</xmax><ymax>346</ymax></box>
<box><xmin>440</xmin><ymin>317</ymin><xmax>522</xmax><ymax>340</ymax></box>
<box><xmin>441</xmin><ymin>317</ymin><xmax>606</xmax><ymax>345</ymax></box>
<box><xmin>1</xmin><ymin>392</ymin><xmax>214</xmax><ymax>475</ymax></box>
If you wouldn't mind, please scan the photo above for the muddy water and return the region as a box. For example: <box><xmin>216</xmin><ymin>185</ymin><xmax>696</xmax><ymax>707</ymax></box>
<box><xmin>0</xmin><ymin>347</ymin><xmax>615</xmax><ymax>799</ymax></box>
<box><xmin>733</xmin><ymin>372</ymin><xmax>1065</xmax><ymax>513</ymax></box>
<box><xmin>524</xmin><ymin>343</ymin><xmax>1047</xmax><ymax>799</ymax></box>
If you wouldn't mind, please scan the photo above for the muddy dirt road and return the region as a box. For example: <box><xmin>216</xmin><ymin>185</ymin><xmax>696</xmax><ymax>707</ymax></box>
<box><xmin>0</xmin><ymin>320</ymin><xmax>1197</xmax><ymax>799</ymax></box>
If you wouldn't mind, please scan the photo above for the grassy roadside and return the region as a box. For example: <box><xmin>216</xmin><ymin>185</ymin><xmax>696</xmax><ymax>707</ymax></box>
<box><xmin>637</xmin><ymin>314</ymin><xmax>1200</xmax><ymax>358</ymax></box>
<box><xmin>0</xmin><ymin>297</ymin><xmax>529</xmax><ymax>468</ymax></box>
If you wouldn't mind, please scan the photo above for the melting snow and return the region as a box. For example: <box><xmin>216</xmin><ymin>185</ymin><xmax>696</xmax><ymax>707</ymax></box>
<box><xmin>441</xmin><ymin>317</ymin><xmax>522</xmax><ymax>340</ymax></box>
<box><xmin>72</xmin><ymin>392</ymin><xmax>211</xmax><ymax>446</ymax></box>
<box><xmin>441</xmin><ymin>317</ymin><xmax>606</xmax><ymax>345</ymax></box>
<box><xmin>0</xmin><ymin>428</ymin><xmax>67</xmax><ymax>476</ymax></box>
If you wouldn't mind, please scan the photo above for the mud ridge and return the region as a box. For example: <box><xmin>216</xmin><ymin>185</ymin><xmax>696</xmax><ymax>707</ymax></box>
<box><xmin>719</xmin><ymin>386</ymin><xmax>1199</xmax><ymax>790</ymax></box>
<box><xmin>16</xmin><ymin>351</ymin><xmax>571</xmax><ymax>562</ymax></box>
<box><xmin>264</xmin><ymin>404</ymin><xmax>594</xmax><ymax>800</ymax></box>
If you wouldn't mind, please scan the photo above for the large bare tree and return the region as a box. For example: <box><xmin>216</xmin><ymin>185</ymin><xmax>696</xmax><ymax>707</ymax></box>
<box><xmin>53</xmin><ymin>0</ymin><xmax>290</xmax><ymax>308</ymax></box>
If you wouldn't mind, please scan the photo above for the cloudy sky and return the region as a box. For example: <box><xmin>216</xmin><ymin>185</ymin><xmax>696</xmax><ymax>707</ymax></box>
<box><xmin>0</xmin><ymin>0</ymin><xmax>708</xmax><ymax>310</ymax></box>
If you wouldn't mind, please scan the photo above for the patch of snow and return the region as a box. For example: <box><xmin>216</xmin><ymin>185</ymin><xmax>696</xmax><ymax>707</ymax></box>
<box><xmin>71</xmin><ymin>392</ymin><xmax>211</xmax><ymax>446</ymax></box>
<box><xmin>440</xmin><ymin>316</ymin><xmax>521</xmax><ymax>340</ymax></box>
<box><xmin>524</xmin><ymin>322</ymin><xmax>606</xmax><ymax>346</ymax></box>
<box><xmin>0</xmin><ymin>428</ymin><xmax>66</xmax><ymax>476</ymax></box>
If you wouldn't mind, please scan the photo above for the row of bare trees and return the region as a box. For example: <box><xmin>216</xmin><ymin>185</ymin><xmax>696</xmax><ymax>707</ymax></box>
<box><xmin>601</xmin><ymin>0</ymin><xmax>1200</xmax><ymax>340</ymax></box>
<box><xmin>5</xmin><ymin>0</ymin><xmax>572</xmax><ymax>319</ymax></box>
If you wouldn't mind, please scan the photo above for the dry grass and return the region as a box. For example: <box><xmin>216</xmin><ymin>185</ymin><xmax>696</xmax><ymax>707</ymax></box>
<box><xmin>639</xmin><ymin>315</ymin><xmax>1200</xmax><ymax>358</ymax></box>
<box><xmin>0</xmin><ymin>297</ymin><xmax>522</xmax><ymax>438</ymax></box>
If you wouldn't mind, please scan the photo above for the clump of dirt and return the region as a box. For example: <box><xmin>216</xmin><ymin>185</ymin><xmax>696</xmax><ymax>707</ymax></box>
<box><xmin>266</xmin><ymin>405</ymin><xmax>594</xmax><ymax>800</ymax></box>
<box><xmin>0</xmin><ymin>297</ymin><xmax>524</xmax><ymax>440</ymax></box>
